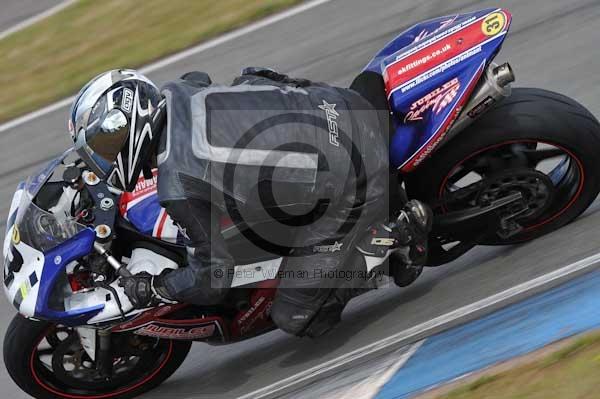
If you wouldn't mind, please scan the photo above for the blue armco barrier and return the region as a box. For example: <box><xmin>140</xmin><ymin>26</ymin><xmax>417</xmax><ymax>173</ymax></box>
<box><xmin>375</xmin><ymin>269</ymin><xmax>600</xmax><ymax>399</ymax></box>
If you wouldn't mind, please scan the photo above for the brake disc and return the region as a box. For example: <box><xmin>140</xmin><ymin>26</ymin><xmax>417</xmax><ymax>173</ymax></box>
<box><xmin>51</xmin><ymin>334</ymin><xmax>100</xmax><ymax>389</ymax></box>
<box><xmin>477</xmin><ymin>169</ymin><xmax>555</xmax><ymax>223</ymax></box>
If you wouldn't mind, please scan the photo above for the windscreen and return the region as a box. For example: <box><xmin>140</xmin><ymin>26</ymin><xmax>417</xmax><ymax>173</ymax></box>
<box><xmin>13</xmin><ymin>149</ymin><xmax>87</xmax><ymax>252</ymax></box>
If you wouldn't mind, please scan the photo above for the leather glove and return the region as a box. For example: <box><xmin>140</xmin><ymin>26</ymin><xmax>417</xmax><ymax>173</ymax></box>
<box><xmin>118</xmin><ymin>271</ymin><xmax>175</xmax><ymax>309</ymax></box>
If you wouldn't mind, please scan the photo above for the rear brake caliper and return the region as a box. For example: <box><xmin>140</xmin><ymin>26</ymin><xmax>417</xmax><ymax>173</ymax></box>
<box><xmin>477</xmin><ymin>169</ymin><xmax>555</xmax><ymax>238</ymax></box>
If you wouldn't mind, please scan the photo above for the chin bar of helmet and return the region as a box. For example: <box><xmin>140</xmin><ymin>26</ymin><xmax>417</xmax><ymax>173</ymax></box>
<box><xmin>93</xmin><ymin>242</ymin><xmax>132</xmax><ymax>277</ymax></box>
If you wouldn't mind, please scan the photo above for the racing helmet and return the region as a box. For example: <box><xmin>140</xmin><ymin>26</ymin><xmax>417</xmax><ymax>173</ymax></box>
<box><xmin>68</xmin><ymin>69</ymin><xmax>165</xmax><ymax>191</ymax></box>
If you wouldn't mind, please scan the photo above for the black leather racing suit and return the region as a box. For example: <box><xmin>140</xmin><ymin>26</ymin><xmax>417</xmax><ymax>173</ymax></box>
<box><xmin>155</xmin><ymin>69</ymin><xmax>389</xmax><ymax>337</ymax></box>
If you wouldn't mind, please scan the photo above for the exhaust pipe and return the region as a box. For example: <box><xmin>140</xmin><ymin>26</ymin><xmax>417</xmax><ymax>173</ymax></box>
<box><xmin>494</xmin><ymin>63</ymin><xmax>515</xmax><ymax>88</ymax></box>
<box><xmin>442</xmin><ymin>62</ymin><xmax>515</xmax><ymax>145</ymax></box>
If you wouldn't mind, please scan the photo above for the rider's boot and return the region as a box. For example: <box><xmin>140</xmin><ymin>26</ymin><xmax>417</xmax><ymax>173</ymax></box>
<box><xmin>303</xmin><ymin>200</ymin><xmax>433</xmax><ymax>338</ymax></box>
<box><xmin>356</xmin><ymin>200</ymin><xmax>433</xmax><ymax>287</ymax></box>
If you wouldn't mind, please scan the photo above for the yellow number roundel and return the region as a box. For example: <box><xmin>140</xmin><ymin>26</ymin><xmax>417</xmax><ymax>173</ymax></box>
<box><xmin>482</xmin><ymin>12</ymin><xmax>506</xmax><ymax>37</ymax></box>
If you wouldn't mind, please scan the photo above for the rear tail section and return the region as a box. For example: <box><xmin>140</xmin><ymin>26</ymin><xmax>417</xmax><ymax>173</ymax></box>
<box><xmin>364</xmin><ymin>8</ymin><xmax>513</xmax><ymax>171</ymax></box>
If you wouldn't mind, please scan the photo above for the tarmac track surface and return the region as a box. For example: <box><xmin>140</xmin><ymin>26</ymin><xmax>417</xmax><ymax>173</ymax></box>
<box><xmin>1</xmin><ymin>0</ymin><xmax>600</xmax><ymax>397</ymax></box>
<box><xmin>0</xmin><ymin>0</ymin><xmax>64</xmax><ymax>33</ymax></box>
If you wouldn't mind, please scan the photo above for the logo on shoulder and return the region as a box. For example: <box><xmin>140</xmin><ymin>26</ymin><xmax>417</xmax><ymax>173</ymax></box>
<box><xmin>319</xmin><ymin>100</ymin><xmax>340</xmax><ymax>147</ymax></box>
<box><xmin>175</xmin><ymin>223</ymin><xmax>191</xmax><ymax>240</ymax></box>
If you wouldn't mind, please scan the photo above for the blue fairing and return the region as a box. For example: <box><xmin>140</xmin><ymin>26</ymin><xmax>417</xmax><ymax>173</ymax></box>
<box><xmin>364</xmin><ymin>9</ymin><xmax>494</xmax><ymax>74</ymax></box>
<box><xmin>389</xmin><ymin>60</ymin><xmax>486</xmax><ymax>168</ymax></box>
<box><xmin>363</xmin><ymin>8</ymin><xmax>511</xmax><ymax>171</ymax></box>
<box><xmin>35</xmin><ymin>228</ymin><xmax>103</xmax><ymax>324</ymax></box>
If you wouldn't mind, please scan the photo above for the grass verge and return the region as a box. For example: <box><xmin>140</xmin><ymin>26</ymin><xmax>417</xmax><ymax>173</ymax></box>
<box><xmin>437</xmin><ymin>330</ymin><xmax>600</xmax><ymax>399</ymax></box>
<box><xmin>0</xmin><ymin>0</ymin><xmax>302</xmax><ymax>124</ymax></box>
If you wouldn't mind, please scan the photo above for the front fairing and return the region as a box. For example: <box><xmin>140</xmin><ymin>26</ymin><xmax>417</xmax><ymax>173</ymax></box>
<box><xmin>2</xmin><ymin>151</ymin><xmax>70</xmax><ymax>259</ymax></box>
<box><xmin>3</xmin><ymin>232</ymin><xmax>45</xmax><ymax>317</ymax></box>
<box><xmin>3</xmin><ymin>151</ymin><xmax>102</xmax><ymax>322</ymax></box>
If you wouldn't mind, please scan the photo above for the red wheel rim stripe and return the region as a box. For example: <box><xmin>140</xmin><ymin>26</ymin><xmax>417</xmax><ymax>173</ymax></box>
<box><xmin>438</xmin><ymin>139</ymin><xmax>585</xmax><ymax>232</ymax></box>
<box><xmin>29</xmin><ymin>330</ymin><xmax>174</xmax><ymax>399</ymax></box>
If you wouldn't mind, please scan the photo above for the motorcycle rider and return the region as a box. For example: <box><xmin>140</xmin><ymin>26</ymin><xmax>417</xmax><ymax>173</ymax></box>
<box><xmin>68</xmin><ymin>68</ymin><xmax>431</xmax><ymax>337</ymax></box>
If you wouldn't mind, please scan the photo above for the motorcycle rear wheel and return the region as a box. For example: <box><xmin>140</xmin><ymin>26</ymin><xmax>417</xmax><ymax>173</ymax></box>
<box><xmin>406</xmin><ymin>88</ymin><xmax>600</xmax><ymax>264</ymax></box>
<box><xmin>4</xmin><ymin>314</ymin><xmax>191</xmax><ymax>399</ymax></box>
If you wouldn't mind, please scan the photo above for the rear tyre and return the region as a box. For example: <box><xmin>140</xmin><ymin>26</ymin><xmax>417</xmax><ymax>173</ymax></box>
<box><xmin>4</xmin><ymin>314</ymin><xmax>191</xmax><ymax>399</ymax></box>
<box><xmin>406</xmin><ymin>88</ymin><xmax>600</xmax><ymax>257</ymax></box>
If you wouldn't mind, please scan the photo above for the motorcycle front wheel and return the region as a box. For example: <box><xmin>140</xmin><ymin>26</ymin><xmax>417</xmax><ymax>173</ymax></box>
<box><xmin>406</xmin><ymin>88</ymin><xmax>600</xmax><ymax>264</ymax></box>
<box><xmin>4</xmin><ymin>314</ymin><xmax>191</xmax><ymax>399</ymax></box>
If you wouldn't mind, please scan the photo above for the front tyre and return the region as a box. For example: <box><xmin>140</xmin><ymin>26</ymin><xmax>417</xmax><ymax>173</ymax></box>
<box><xmin>4</xmin><ymin>315</ymin><xmax>191</xmax><ymax>399</ymax></box>
<box><xmin>407</xmin><ymin>88</ymin><xmax>600</xmax><ymax>251</ymax></box>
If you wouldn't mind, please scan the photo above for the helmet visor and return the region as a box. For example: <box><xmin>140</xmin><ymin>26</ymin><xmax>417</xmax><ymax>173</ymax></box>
<box><xmin>86</xmin><ymin>112</ymin><xmax>130</xmax><ymax>161</ymax></box>
<box><xmin>74</xmin><ymin>100</ymin><xmax>130</xmax><ymax>179</ymax></box>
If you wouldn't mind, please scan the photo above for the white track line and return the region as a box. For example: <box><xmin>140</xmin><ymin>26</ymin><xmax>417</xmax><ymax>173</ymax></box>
<box><xmin>238</xmin><ymin>251</ymin><xmax>600</xmax><ymax>399</ymax></box>
<box><xmin>140</xmin><ymin>0</ymin><xmax>332</xmax><ymax>74</ymax></box>
<box><xmin>0</xmin><ymin>0</ymin><xmax>79</xmax><ymax>41</ymax></box>
<box><xmin>0</xmin><ymin>98</ymin><xmax>74</xmax><ymax>134</ymax></box>
<box><xmin>0</xmin><ymin>0</ymin><xmax>333</xmax><ymax>134</ymax></box>
<box><xmin>333</xmin><ymin>340</ymin><xmax>426</xmax><ymax>399</ymax></box>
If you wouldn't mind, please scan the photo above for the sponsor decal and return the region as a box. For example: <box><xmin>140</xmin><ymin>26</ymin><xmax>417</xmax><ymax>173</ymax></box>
<box><xmin>313</xmin><ymin>241</ymin><xmax>344</xmax><ymax>253</ymax></box>
<box><xmin>371</xmin><ymin>238</ymin><xmax>396</xmax><ymax>246</ymax></box>
<box><xmin>238</xmin><ymin>296</ymin><xmax>273</xmax><ymax>335</ymax></box>
<box><xmin>318</xmin><ymin>100</ymin><xmax>340</xmax><ymax>147</ymax></box>
<box><xmin>397</xmin><ymin>15</ymin><xmax>478</xmax><ymax>62</ymax></box>
<box><xmin>110</xmin><ymin>304</ymin><xmax>189</xmax><ymax>332</ymax></box>
<box><xmin>385</xmin><ymin>10</ymin><xmax>508</xmax><ymax>95</ymax></box>
<box><xmin>136</xmin><ymin>323</ymin><xmax>216</xmax><ymax>340</ymax></box>
<box><xmin>395</xmin><ymin>44</ymin><xmax>452</xmax><ymax>78</ymax></box>
<box><xmin>119</xmin><ymin>169</ymin><xmax>158</xmax><ymax>215</ymax></box>
<box><xmin>398</xmin><ymin>46</ymin><xmax>482</xmax><ymax>95</ymax></box>
<box><xmin>133</xmin><ymin>175</ymin><xmax>158</xmax><ymax>194</ymax></box>
<box><xmin>482</xmin><ymin>12</ymin><xmax>506</xmax><ymax>37</ymax></box>
<box><xmin>400</xmin><ymin>61</ymin><xmax>487</xmax><ymax>172</ymax></box>
<box><xmin>238</xmin><ymin>296</ymin><xmax>266</xmax><ymax>325</ymax></box>
<box><xmin>412</xmin><ymin>17</ymin><xmax>458</xmax><ymax>44</ymax></box>
<box><xmin>468</xmin><ymin>96</ymin><xmax>495</xmax><ymax>118</ymax></box>
<box><xmin>405</xmin><ymin>78</ymin><xmax>461</xmax><ymax>123</ymax></box>
<box><xmin>410</xmin><ymin>105</ymin><xmax>464</xmax><ymax>168</ymax></box>
<box><xmin>121</xmin><ymin>88</ymin><xmax>134</xmax><ymax>113</ymax></box>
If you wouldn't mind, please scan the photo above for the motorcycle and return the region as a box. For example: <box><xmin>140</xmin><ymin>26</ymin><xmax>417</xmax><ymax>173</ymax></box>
<box><xmin>4</xmin><ymin>8</ymin><xmax>600</xmax><ymax>399</ymax></box>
